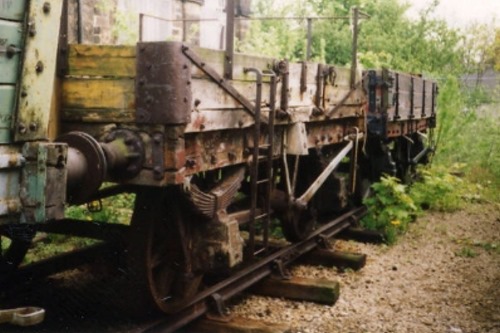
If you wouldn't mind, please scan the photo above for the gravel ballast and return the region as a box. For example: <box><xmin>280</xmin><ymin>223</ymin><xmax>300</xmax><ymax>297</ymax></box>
<box><xmin>231</xmin><ymin>203</ymin><xmax>500</xmax><ymax>333</ymax></box>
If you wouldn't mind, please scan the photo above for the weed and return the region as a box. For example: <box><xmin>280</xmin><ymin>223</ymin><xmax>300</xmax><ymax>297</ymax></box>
<box><xmin>456</xmin><ymin>246</ymin><xmax>478</xmax><ymax>258</ymax></box>
<box><xmin>361</xmin><ymin>176</ymin><xmax>419</xmax><ymax>244</ymax></box>
<box><xmin>409</xmin><ymin>164</ymin><xmax>479</xmax><ymax>212</ymax></box>
<box><xmin>361</xmin><ymin>164</ymin><xmax>481</xmax><ymax>244</ymax></box>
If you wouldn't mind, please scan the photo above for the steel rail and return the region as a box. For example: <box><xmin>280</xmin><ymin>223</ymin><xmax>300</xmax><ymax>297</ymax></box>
<box><xmin>142</xmin><ymin>206</ymin><xmax>366</xmax><ymax>333</ymax></box>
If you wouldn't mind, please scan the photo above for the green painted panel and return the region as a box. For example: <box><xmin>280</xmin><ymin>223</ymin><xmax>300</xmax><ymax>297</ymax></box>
<box><xmin>0</xmin><ymin>19</ymin><xmax>23</xmax><ymax>84</ymax></box>
<box><xmin>0</xmin><ymin>0</ymin><xmax>27</xmax><ymax>21</ymax></box>
<box><xmin>0</xmin><ymin>85</ymin><xmax>14</xmax><ymax>143</ymax></box>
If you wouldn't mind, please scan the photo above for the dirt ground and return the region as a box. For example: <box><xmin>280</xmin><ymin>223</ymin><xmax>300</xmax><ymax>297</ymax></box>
<box><xmin>231</xmin><ymin>203</ymin><xmax>500</xmax><ymax>333</ymax></box>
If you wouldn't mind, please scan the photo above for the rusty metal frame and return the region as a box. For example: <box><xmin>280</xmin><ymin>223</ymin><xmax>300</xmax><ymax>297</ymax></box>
<box><xmin>224</xmin><ymin>0</ymin><xmax>235</xmax><ymax>79</ymax></box>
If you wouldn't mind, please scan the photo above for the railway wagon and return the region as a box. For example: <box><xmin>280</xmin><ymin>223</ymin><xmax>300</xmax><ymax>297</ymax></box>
<box><xmin>0</xmin><ymin>0</ymin><xmax>436</xmax><ymax>319</ymax></box>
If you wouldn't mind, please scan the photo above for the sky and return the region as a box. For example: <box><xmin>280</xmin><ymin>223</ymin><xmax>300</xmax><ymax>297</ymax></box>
<box><xmin>405</xmin><ymin>0</ymin><xmax>499</xmax><ymax>28</ymax></box>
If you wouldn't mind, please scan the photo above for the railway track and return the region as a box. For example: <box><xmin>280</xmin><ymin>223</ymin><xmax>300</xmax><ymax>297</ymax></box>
<box><xmin>0</xmin><ymin>206</ymin><xmax>379</xmax><ymax>333</ymax></box>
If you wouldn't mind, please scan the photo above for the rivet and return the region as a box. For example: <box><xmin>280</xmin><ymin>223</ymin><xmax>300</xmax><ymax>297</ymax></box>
<box><xmin>21</xmin><ymin>91</ymin><xmax>28</xmax><ymax>98</ymax></box>
<box><xmin>43</xmin><ymin>2</ymin><xmax>51</xmax><ymax>14</ymax></box>
<box><xmin>18</xmin><ymin>123</ymin><xmax>27</xmax><ymax>134</ymax></box>
<box><xmin>28</xmin><ymin>21</ymin><xmax>36</xmax><ymax>37</ymax></box>
<box><xmin>29</xmin><ymin>122</ymin><xmax>37</xmax><ymax>131</ymax></box>
<box><xmin>153</xmin><ymin>134</ymin><xmax>162</xmax><ymax>144</ymax></box>
<box><xmin>35</xmin><ymin>61</ymin><xmax>44</xmax><ymax>73</ymax></box>
<box><xmin>194</xmin><ymin>99</ymin><xmax>201</xmax><ymax>107</ymax></box>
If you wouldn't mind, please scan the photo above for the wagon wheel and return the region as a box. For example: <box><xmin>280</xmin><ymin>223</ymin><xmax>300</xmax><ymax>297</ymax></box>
<box><xmin>395</xmin><ymin>134</ymin><xmax>427</xmax><ymax>184</ymax></box>
<box><xmin>0</xmin><ymin>225</ymin><xmax>34</xmax><ymax>286</ymax></box>
<box><xmin>128</xmin><ymin>187</ymin><xmax>202</xmax><ymax>315</ymax></box>
<box><xmin>280</xmin><ymin>202</ymin><xmax>316</xmax><ymax>242</ymax></box>
<box><xmin>276</xmin><ymin>155</ymin><xmax>317</xmax><ymax>243</ymax></box>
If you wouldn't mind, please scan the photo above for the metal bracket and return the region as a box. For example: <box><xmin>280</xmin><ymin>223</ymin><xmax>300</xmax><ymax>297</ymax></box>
<box><xmin>393</xmin><ymin>72</ymin><xmax>400</xmax><ymax>120</ymax></box>
<box><xmin>274</xmin><ymin>60</ymin><xmax>289</xmax><ymax>115</ymax></box>
<box><xmin>152</xmin><ymin>132</ymin><xmax>165</xmax><ymax>180</ymax></box>
<box><xmin>300</xmin><ymin>61</ymin><xmax>308</xmax><ymax>94</ymax></box>
<box><xmin>206</xmin><ymin>293</ymin><xmax>231</xmax><ymax>322</ymax></box>
<box><xmin>316</xmin><ymin>234</ymin><xmax>333</xmax><ymax>249</ymax></box>
<box><xmin>15</xmin><ymin>0</ymin><xmax>64</xmax><ymax>141</ymax></box>
<box><xmin>136</xmin><ymin>42</ymin><xmax>192</xmax><ymax>125</ymax></box>
<box><xmin>272</xmin><ymin>259</ymin><xmax>291</xmax><ymax>280</ymax></box>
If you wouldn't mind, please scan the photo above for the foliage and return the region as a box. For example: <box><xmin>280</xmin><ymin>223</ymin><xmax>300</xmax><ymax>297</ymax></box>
<box><xmin>455</xmin><ymin>246</ymin><xmax>478</xmax><ymax>258</ymax></box>
<box><xmin>65</xmin><ymin>192</ymin><xmax>135</xmax><ymax>225</ymax></box>
<box><xmin>433</xmin><ymin>76</ymin><xmax>500</xmax><ymax>202</ymax></box>
<box><xmin>241</xmin><ymin>0</ymin><xmax>466</xmax><ymax>76</ymax></box>
<box><xmin>361</xmin><ymin>176</ymin><xmax>418</xmax><ymax>244</ymax></box>
<box><xmin>361</xmin><ymin>164</ymin><xmax>485</xmax><ymax>244</ymax></box>
<box><xmin>495</xmin><ymin>30</ymin><xmax>500</xmax><ymax>71</ymax></box>
<box><xmin>461</xmin><ymin>21</ymin><xmax>498</xmax><ymax>79</ymax></box>
<box><xmin>97</xmin><ymin>0</ymin><xmax>138</xmax><ymax>44</ymax></box>
<box><xmin>25</xmin><ymin>235</ymin><xmax>97</xmax><ymax>264</ymax></box>
<box><xmin>409</xmin><ymin>165</ymin><xmax>480</xmax><ymax>212</ymax></box>
<box><xmin>25</xmin><ymin>192</ymin><xmax>135</xmax><ymax>263</ymax></box>
<box><xmin>454</xmin><ymin>238</ymin><xmax>500</xmax><ymax>257</ymax></box>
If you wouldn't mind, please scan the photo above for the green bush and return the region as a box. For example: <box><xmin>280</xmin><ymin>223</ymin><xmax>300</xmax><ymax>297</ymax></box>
<box><xmin>361</xmin><ymin>164</ymin><xmax>483</xmax><ymax>244</ymax></box>
<box><xmin>409</xmin><ymin>165</ymin><xmax>471</xmax><ymax>212</ymax></box>
<box><xmin>361</xmin><ymin>176</ymin><xmax>419</xmax><ymax>244</ymax></box>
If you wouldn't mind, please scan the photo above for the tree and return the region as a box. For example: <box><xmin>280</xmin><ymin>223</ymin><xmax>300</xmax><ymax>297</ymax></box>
<box><xmin>241</xmin><ymin>0</ymin><xmax>466</xmax><ymax>77</ymax></box>
<box><xmin>461</xmin><ymin>21</ymin><xmax>498</xmax><ymax>85</ymax></box>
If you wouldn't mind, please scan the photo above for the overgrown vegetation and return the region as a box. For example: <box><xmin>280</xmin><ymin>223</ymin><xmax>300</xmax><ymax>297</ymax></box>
<box><xmin>24</xmin><ymin>192</ymin><xmax>135</xmax><ymax>263</ymax></box>
<box><xmin>361</xmin><ymin>164</ymin><xmax>485</xmax><ymax>244</ymax></box>
<box><xmin>361</xmin><ymin>176</ymin><xmax>418</xmax><ymax>244</ymax></box>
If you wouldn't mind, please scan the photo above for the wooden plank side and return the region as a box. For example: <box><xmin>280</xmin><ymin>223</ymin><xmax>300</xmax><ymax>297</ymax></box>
<box><xmin>67</xmin><ymin>44</ymin><xmax>275</xmax><ymax>82</ymax></box>
<box><xmin>67</xmin><ymin>44</ymin><xmax>136</xmax><ymax>77</ymax></box>
<box><xmin>61</xmin><ymin>108</ymin><xmax>135</xmax><ymax>123</ymax></box>
<box><xmin>62</xmin><ymin>78</ymin><xmax>135</xmax><ymax>110</ymax></box>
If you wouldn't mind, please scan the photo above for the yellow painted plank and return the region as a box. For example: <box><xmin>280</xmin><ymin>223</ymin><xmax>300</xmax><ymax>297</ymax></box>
<box><xmin>66</xmin><ymin>43</ymin><xmax>274</xmax><ymax>81</ymax></box>
<box><xmin>61</xmin><ymin>108</ymin><xmax>135</xmax><ymax>123</ymax></box>
<box><xmin>68</xmin><ymin>44</ymin><xmax>136</xmax><ymax>77</ymax></box>
<box><xmin>62</xmin><ymin>78</ymin><xmax>135</xmax><ymax>110</ymax></box>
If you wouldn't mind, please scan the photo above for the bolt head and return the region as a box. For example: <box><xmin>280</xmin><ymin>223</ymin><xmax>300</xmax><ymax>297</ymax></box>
<box><xmin>43</xmin><ymin>2</ymin><xmax>51</xmax><ymax>14</ymax></box>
